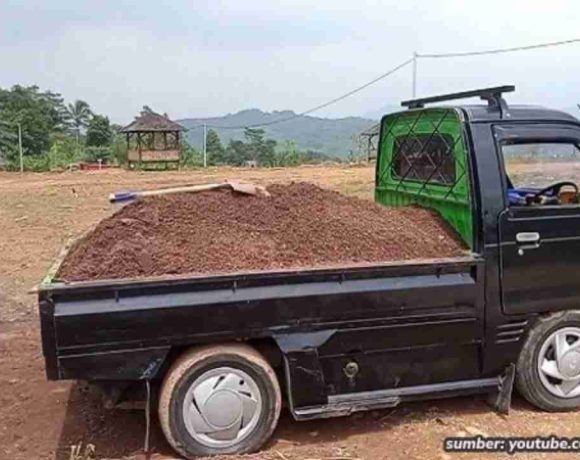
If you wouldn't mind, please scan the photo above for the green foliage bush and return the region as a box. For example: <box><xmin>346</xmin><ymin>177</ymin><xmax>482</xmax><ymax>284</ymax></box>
<box><xmin>0</xmin><ymin>85</ymin><xmax>122</xmax><ymax>171</ymax></box>
<box><xmin>220</xmin><ymin>128</ymin><xmax>277</xmax><ymax>166</ymax></box>
<box><xmin>180</xmin><ymin>142</ymin><xmax>204</xmax><ymax>168</ymax></box>
<box><xmin>197</xmin><ymin>129</ymin><xmax>338</xmax><ymax>168</ymax></box>
<box><xmin>22</xmin><ymin>154</ymin><xmax>50</xmax><ymax>172</ymax></box>
<box><xmin>206</xmin><ymin>129</ymin><xmax>226</xmax><ymax>165</ymax></box>
<box><xmin>84</xmin><ymin>146</ymin><xmax>113</xmax><ymax>163</ymax></box>
<box><xmin>86</xmin><ymin>115</ymin><xmax>113</xmax><ymax>147</ymax></box>
<box><xmin>0</xmin><ymin>84</ymin><xmax>342</xmax><ymax>172</ymax></box>
<box><xmin>112</xmin><ymin>135</ymin><xmax>128</xmax><ymax>166</ymax></box>
<box><xmin>47</xmin><ymin>133</ymin><xmax>79</xmax><ymax>169</ymax></box>
<box><xmin>274</xmin><ymin>140</ymin><xmax>302</xmax><ymax>166</ymax></box>
<box><xmin>0</xmin><ymin>85</ymin><xmax>68</xmax><ymax>157</ymax></box>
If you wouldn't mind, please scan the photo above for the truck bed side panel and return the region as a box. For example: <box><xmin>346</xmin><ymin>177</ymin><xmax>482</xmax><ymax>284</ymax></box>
<box><xmin>44</xmin><ymin>259</ymin><xmax>484</xmax><ymax>408</ymax></box>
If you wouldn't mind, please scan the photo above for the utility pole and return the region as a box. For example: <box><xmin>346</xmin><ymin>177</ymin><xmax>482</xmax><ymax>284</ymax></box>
<box><xmin>412</xmin><ymin>51</ymin><xmax>418</xmax><ymax>99</ymax></box>
<box><xmin>17</xmin><ymin>122</ymin><xmax>23</xmax><ymax>173</ymax></box>
<box><xmin>203</xmin><ymin>124</ymin><xmax>207</xmax><ymax>168</ymax></box>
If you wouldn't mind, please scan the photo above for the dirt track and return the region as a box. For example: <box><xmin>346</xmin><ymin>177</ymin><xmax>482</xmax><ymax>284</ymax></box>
<box><xmin>2</xmin><ymin>164</ymin><xmax>580</xmax><ymax>460</ymax></box>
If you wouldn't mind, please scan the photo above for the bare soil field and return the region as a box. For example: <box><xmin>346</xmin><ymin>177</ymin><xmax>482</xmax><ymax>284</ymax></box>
<box><xmin>1</xmin><ymin>164</ymin><xmax>580</xmax><ymax>460</ymax></box>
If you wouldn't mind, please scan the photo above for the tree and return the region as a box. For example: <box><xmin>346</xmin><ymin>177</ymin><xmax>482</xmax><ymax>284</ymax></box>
<box><xmin>47</xmin><ymin>132</ymin><xmax>78</xmax><ymax>169</ymax></box>
<box><xmin>275</xmin><ymin>140</ymin><xmax>302</xmax><ymax>166</ymax></box>
<box><xmin>225</xmin><ymin>139</ymin><xmax>248</xmax><ymax>166</ymax></box>
<box><xmin>221</xmin><ymin>128</ymin><xmax>278</xmax><ymax>166</ymax></box>
<box><xmin>86</xmin><ymin>114</ymin><xmax>113</xmax><ymax>147</ymax></box>
<box><xmin>65</xmin><ymin>100</ymin><xmax>92</xmax><ymax>144</ymax></box>
<box><xmin>0</xmin><ymin>85</ymin><xmax>67</xmax><ymax>157</ymax></box>
<box><xmin>44</xmin><ymin>91</ymin><xmax>69</xmax><ymax>132</ymax></box>
<box><xmin>243</xmin><ymin>128</ymin><xmax>276</xmax><ymax>166</ymax></box>
<box><xmin>205</xmin><ymin>129</ymin><xmax>226</xmax><ymax>165</ymax></box>
<box><xmin>0</xmin><ymin>120</ymin><xmax>17</xmax><ymax>161</ymax></box>
<box><xmin>244</xmin><ymin>127</ymin><xmax>265</xmax><ymax>146</ymax></box>
<box><xmin>180</xmin><ymin>141</ymin><xmax>203</xmax><ymax>167</ymax></box>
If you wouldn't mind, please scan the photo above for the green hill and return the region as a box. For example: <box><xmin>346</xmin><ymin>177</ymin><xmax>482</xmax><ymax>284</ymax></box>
<box><xmin>178</xmin><ymin>109</ymin><xmax>377</xmax><ymax>159</ymax></box>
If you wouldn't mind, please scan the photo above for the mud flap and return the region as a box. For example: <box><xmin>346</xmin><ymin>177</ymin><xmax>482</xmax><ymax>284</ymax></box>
<box><xmin>274</xmin><ymin>330</ymin><xmax>335</xmax><ymax>409</ymax></box>
<box><xmin>487</xmin><ymin>363</ymin><xmax>515</xmax><ymax>415</ymax></box>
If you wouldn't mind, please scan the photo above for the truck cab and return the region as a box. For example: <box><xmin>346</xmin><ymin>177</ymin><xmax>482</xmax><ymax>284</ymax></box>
<box><xmin>375</xmin><ymin>84</ymin><xmax>580</xmax><ymax>407</ymax></box>
<box><xmin>378</xmin><ymin>86</ymin><xmax>580</xmax><ymax>314</ymax></box>
<box><xmin>38</xmin><ymin>86</ymin><xmax>580</xmax><ymax>459</ymax></box>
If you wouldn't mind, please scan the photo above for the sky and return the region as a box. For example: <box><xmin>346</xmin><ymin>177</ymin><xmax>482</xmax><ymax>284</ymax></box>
<box><xmin>1</xmin><ymin>0</ymin><xmax>579</xmax><ymax>123</ymax></box>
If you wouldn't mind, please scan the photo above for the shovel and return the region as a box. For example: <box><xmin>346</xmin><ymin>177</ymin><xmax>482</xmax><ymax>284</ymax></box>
<box><xmin>109</xmin><ymin>180</ymin><xmax>269</xmax><ymax>203</ymax></box>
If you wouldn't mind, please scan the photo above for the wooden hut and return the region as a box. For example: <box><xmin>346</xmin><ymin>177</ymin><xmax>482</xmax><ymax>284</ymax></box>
<box><xmin>121</xmin><ymin>106</ymin><xmax>185</xmax><ymax>169</ymax></box>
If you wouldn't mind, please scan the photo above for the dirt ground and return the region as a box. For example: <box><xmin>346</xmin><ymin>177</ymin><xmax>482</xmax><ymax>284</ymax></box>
<box><xmin>1</xmin><ymin>163</ymin><xmax>580</xmax><ymax>460</ymax></box>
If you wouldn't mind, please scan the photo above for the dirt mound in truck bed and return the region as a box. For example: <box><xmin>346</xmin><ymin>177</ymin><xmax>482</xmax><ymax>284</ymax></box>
<box><xmin>56</xmin><ymin>182</ymin><xmax>466</xmax><ymax>282</ymax></box>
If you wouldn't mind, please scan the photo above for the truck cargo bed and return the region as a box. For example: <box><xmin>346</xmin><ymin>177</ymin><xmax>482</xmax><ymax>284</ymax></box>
<box><xmin>39</xmin><ymin>254</ymin><xmax>482</xmax><ymax>385</ymax></box>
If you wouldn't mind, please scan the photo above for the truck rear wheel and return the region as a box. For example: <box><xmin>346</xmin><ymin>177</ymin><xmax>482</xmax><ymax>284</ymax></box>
<box><xmin>159</xmin><ymin>343</ymin><xmax>282</xmax><ymax>458</ymax></box>
<box><xmin>516</xmin><ymin>311</ymin><xmax>580</xmax><ymax>411</ymax></box>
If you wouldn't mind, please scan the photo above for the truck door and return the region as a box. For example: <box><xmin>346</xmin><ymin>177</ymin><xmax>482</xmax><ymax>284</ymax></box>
<box><xmin>495</xmin><ymin>124</ymin><xmax>580</xmax><ymax>315</ymax></box>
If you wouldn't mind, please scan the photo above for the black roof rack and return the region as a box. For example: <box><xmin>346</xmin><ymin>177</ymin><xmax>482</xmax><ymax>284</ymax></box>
<box><xmin>401</xmin><ymin>85</ymin><xmax>515</xmax><ymax>116</ymax></box>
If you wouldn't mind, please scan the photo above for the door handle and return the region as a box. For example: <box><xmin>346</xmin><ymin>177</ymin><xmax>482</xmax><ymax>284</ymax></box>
<box><xmin>516</xmin><ymin>232</ymin><xmax>540</xmax><ymax>244</ymax></box>
<box><xmin>516</xmin><ymin>232</ymin><xmax>540</xmax><ymax>254</ymax></box>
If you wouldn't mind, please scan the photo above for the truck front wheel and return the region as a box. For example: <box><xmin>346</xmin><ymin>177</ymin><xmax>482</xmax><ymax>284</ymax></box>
<box><xmin>516</xmin><ymin>311</ymin><xmax>580</xmax><ymax>411</ymax></box>
<box><xmin>159</xmin><ymin>343</ymin><xmax>282</xmax><ymax>458</ymax></box>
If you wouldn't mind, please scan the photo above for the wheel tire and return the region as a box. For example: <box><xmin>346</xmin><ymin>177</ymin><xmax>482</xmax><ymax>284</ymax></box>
<box><xmin>516</xmin><ymin>310</ymin><xmax>580</xmax><ymax>412</ymax></box>
<box><xmin>159</xmin><ymin>343</ymin><xmax>281</xmax><ymax>459</ymax></box>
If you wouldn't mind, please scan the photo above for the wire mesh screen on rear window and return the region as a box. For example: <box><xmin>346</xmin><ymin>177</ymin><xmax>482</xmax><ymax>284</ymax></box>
<box><xmin>374</xmin><ymin>108</ymin><xmax>472</xmax><ymax>247</ymax></box>
<box><xmin>392</xmin><ymin>134</ymin><xmax>456</xmax><ymax>185</ymax></box>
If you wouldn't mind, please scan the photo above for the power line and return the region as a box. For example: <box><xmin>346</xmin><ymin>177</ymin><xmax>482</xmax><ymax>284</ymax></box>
<box><xmin>418</xmin><ymin>37</ymin><xmax>580</xmax><ymax>58</ymax></box>
<box><xmin>191</xmin><ymin>57</ymin><xmax>413</xmax><ymax>131</ymax></box>
<box><xmin>188</xmin><ymin>37</ymin><xmax>580</xmax><ymax>133</ymax></box>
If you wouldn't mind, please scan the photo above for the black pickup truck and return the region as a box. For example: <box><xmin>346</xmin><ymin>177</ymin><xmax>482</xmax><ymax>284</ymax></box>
<box><xmin>38</xmin><ymin>86</ymin><xmax>580</xmax><ymax>458</ymax></box>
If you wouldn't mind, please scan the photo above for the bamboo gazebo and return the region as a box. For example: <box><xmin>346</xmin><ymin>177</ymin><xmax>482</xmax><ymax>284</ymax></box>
<box><xmin>121</xmin><ymin>106</ymin><xmax>185</xmax><ymax>169</ymax></box>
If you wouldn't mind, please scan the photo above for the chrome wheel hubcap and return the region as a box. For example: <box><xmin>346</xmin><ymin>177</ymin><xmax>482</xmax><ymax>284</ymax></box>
<box><xmin>183</xmin><ymin>367</ymin><xmax>262</xmax><ymax>448</ymax></box>
<box><xmin>538</xmin><ymin>327</ymin><xmax>580</xmax><ymax>398</ymax></box>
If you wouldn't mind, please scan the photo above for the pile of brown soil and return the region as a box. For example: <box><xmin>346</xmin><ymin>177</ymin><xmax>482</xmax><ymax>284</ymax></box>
<box><xmin>56</xmin><ymin>182</ymin><xmax>466</xmax><ymax>282</ymax></box>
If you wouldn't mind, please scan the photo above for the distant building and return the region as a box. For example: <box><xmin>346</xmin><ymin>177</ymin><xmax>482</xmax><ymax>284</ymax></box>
<box><xmin>357</xmin><ymin>123</ymin><xmax>380</xmax><ymax>161</ymax></box>
<box><xmin>120</xmin><ymin>106</ymin><xmax>185</xmax><ymax>169</ymax></box>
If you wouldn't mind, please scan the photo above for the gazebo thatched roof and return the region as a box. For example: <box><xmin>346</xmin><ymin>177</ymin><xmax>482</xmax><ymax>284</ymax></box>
<box><xmin>120</xmin><ymin>106</ymin><xmax>185</xmax><ymax>133</ymax></box>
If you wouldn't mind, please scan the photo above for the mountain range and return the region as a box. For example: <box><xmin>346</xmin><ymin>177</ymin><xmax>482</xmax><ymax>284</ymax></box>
<box><xmin>178</xmin><ymin>105</ymin><xmax>580</xmax><ymax>159</ymax></box>
<box><xmin>178</xmin><ymin>109</ymin><xmax>378</xmax><ymax>159</ymax></box>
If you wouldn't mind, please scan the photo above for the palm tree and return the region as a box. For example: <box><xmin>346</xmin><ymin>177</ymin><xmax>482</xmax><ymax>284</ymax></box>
<box><xmin>66</xmin><ymin>100</ymin><xmax>92</xmax><ymax>148</ymax></box>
